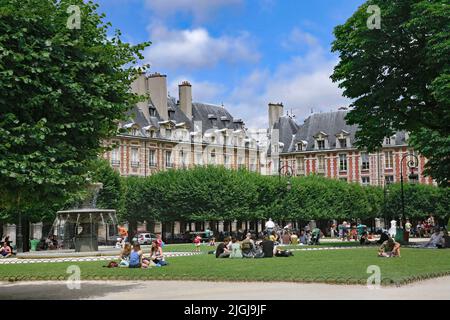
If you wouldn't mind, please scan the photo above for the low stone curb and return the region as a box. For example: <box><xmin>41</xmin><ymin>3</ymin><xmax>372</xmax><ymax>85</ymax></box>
<box><xmin>0</xmin><ymin>252</ymin><xmax>202</xmax><ymax>265</ymax></box>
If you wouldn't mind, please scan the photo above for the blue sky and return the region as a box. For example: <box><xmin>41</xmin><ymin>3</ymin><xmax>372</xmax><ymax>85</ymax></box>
<box><xmin>96</xmin><ymin>0</ymin><xmax>365</xmax><ymax>128</ymax></box>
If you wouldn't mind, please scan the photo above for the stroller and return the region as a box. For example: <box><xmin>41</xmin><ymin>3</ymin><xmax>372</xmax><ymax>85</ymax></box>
<box><xmin>310</xmin><ymin>230</ymin><xmax>321</xmax><ymax>245</ymax></box>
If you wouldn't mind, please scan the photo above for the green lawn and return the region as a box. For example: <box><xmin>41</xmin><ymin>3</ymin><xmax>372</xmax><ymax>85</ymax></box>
<box><xmin>2</xmin><ymin>248</ymin><xmax>449</xmax><ymax>286</ymax></box>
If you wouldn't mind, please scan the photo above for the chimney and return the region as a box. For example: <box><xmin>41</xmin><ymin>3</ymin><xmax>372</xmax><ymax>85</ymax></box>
<box><xmin>147</xmin><ymin>73</ymin><xmax>168</xmax><ymax>120</ymax></box>
<box><xmin>268</xmin><ymin>102</ymin><xmax>284</xmax><ymax>129</ymax></box>
<box><xmin>130</xmin><ymin>72</ymin><xmax>150</xmax><ymax>120</ymax></box>
<box><xmin>179</xmin><ymin>81</ymin><xmax>192</xmax><ymax>120</ymax></box>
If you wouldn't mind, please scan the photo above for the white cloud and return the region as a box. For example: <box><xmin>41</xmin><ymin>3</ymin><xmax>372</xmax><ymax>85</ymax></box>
<box><xmin>281</xmin><ymin>28</ymin><xmax>320</xmax><ymax>50</ymax></box>
<box><xmin>144</xmin><ymin>24</ymin><xmax>259</xmax><ymax>71</ymax></box>
<box><xmin>145</xmin><ymin>0</ymin><xmax>242</xmax><ymax>22</ymax></box>
<box><xmin>168</xmin><ymin>76</ymin><xmax>225</xmax><ymax>104</ymax></box>
<box><xmin>223</xmin><ymin>30</ymin><xmax>351</xmax><ymax>129</ymax></box>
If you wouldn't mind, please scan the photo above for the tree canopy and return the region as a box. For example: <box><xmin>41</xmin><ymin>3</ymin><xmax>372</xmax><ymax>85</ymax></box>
<box><xmin>0</xmin><ymin>0</ymin><xmax>149</xmax><ymax>213</ymax></box>
<box><xmin>331</xmin><ymin>0</ymin><xmax>450</xmax><ymax>186</ymax></box>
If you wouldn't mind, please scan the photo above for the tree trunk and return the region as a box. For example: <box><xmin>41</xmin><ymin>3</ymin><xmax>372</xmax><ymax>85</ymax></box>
<box><xmin>128</xmin><ymin>220</ymin><xmax>138</xmax><ymax>244</ymax></box>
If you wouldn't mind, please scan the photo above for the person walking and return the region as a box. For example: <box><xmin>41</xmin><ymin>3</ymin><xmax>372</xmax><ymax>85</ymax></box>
<box><xmin>404</xmin><ymin>219</ymin><xmax>412</xmax><ymax>242</ymax></box>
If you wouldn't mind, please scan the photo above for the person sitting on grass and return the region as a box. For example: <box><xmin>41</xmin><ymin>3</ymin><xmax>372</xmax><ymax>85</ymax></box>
<box><xmin>269</xmin><ymin>231</ymin><xmax>278</xmax><ymax>245</ymax></box>
<box><xmin>193</xmin><ymin>234</ymin><xmax>202</xmax><ymax>252</ymax></box>
<box><xmin>129</xmin><ymin>243</ymin><xmax>149</xmax><ymax>268</ymax></box>
<box><xmin>150</xmin><ymin>240</ymin><xmax>166</xmax><ymax>266</ymax></box>
<box><xmin>260</xmin><ymin>235</ymin><xmax>275</xmax><ymax>258</ymax></box>
<box><xmin>156</xmin><ymin>234</ymin><xmax>164</xmax><ymax>248</ymax></box>
<box><xmin>209</xmin><ymin>237</ymin><xmax>216</xmax><ymax>246</ymax></box>
<box><xmin>359</xmin><ymin>231</ymin><xmax>371</xmax><ymax>245</ymax></box>
<box><xmin>229</xmin><ymin>237</ymin><xmax>243</xmax><ymax>259</ymax></box>
<box><xmin>378</xmin><ymin>237</ymin><xmax>401</xmax><ymax>258</ymax></box>
<box><xmin>215</xmin><ymin>237</ymin><xmax>231</xmax><ymax>258</ymax></box>
<box><xmin>241</xmin><ymin>233</ymin><xmax>256</xmax><ymax>258</ymax></box>
<box><xmin>422</xmin><ymin>228</ymin><xmax>445</xmax><ymax>249</ymax></box>
<box><xmin>119</xmin><ymin>243</ymin><xmax>132</xmax><ymax>267</ymax></box>
<box><xmin>0</xmin><ymin>242</ymin><xmax>12</xmax><ymax>258</ymax></box>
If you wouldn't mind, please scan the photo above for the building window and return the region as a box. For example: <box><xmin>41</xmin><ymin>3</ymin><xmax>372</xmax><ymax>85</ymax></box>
<box><xmin>339</xmin><ymin>154</ymin><xmax>348</xmax><ymax>171</ymax></box>
<box><xmin>385</xmin><ymin>151</ymin><xmax>393</xmax><ymax>169</ymax></box>
<box><xmin>317</xmin><ymin>140</ymin><xmax>325</xmax><ymax>150</ymax></box>
<box><xmin>131</xmin><ymin>128</ymin><xmax>139</xmax><ymax>136</ymax></box>
<box><xmin>361</xmin><ymin>152</ymin><xmax>370</xmax><ymax>170</ymax></box>
<box><xmin>339</xmin><ymin>138</ymin><xmax>347</xmax><ymax>148</ymax></box>
<box><xmin>238</xmin><ymin>156</ymin><xmax>245</xmax><ymax>169</ymax></box>
<box><xmin>166</xmin><ymin>128</ymin><xmax>172</xmax><ymax>139</ymax></box>
<box><xmin>361</xmin><ymin>176</ymin><xmax>370</xmax><ymax>186</ymax></box>
<box><xmin>384</xmin><ymin>137</ymin><xmax>392</xmax><ymax>145</ymax></box>
<box><xmin>224</xmin><ymin>155</ymin><xmax>231</xmax><ymax>168</ymax></box>
<box><xmin>249</xmin><ymin>159</ymin><xmax>257</xmax><ymax>172</ymax></box>
<box><xmin>165</xmin><ymin>151</ymin><xmax>173</xmax><ymax>168</ymax></box>
<box><xmin>179</xmin><ymin>150</ymin><xmax>187</xmax><ymax>168</ymax></box>
<box><xmin>149</xmin><ymin>130</ymin><xmax>156</xmax><ymax>138</ymax></box>
<box><xmin>317</xmin><ymin>155</ymin><xmax>325</xmax><ymax>171</ymax></box>
<box><xmin>195</xmin><ymin>152</ymin><xmax>203</xmax><ymax>165</ymax></box>
<box><xmin>385</xmin><ymin>175</ymin><xmax>394</xmax><ymax>184</ymax></box>
<box><xmin>149</xmin><ymin>108</ymin><xmax>156</xmax><ymax>117</ymax></box>
<box><xmin>131</xmin><ymin>147</ymin><xmax>139</xmax><ymax>167</ymax></box>
<box><xmin>149</xmin><ymin>149</ymin><xmax>156</xmax><ymax>167</ymax></box>
<box><xmin>296</xmin><ymin>157</ymin><xmax>305</xmax><ymax>174</ymax></box>
<box><xmin>208</xmin><ymin>150</ymin><xmax>216</xmax><ymax>165</ymax></box>
<box><xmin>111</xmin><ymin>147</ymin><xmax>120</xmax><ymax>166</ymax></box>
<box><xmin>297</xmin><ymin>143</ymin><xmax>303</xmax><ymax>151</ymax></box>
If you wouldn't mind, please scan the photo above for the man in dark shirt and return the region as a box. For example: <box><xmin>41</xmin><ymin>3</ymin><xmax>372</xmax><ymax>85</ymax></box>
<box><xmin>215</xmin><ymin>238</ymin><xmax>231</xmax><ymax>258</ymax></box>
<box><xmin>261</xmin><ymin>236</ymin><xmax>274</xmax><ymax>258</ymax></box>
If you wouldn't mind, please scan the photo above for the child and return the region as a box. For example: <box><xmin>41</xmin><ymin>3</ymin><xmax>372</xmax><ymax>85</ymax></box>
<box><xmin>129</xmin><ymin>243</ymin><xmax>149</xmax><ymax>268</ymax></box>
<box><xmin>209</xmin><ymin>237</ymin><xmax>216</xmax><ymax>246</ymax></box>
<box><xmin>0</xmin><ymin>242</ymin><xmax>12</xmax><ymax>258</ymax></box>
<box><xmin>193</xmin><ymin>235</ymin><xmax>202</xmax><ymax>252</ymax></box>
<box><xmin>150</xmin><ymin>240</ymin><xmax>166</xmax><ymax>266</ymax></box>
<box><xmin>119</xmin><ymin>243</ymin><xmax>131</xmax><ymax>267</ymax></box>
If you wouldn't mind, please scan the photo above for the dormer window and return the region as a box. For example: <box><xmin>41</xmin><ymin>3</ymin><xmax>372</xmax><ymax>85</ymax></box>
<box><xmin>384</xmin><ymin>135</ymin><xmax>396</xmax><ymax>146</ymax></box>
<box><xmin>149</xmin><ymin>130</ymin><xmax>156</xmax><ymax>138</ymax></box>
<box><xmin>131</xmin><ymin>128</ymin><xmax>139</xmax><ymax>136</ymax></box>
<box><xmin>166</xmin><ymin>128</ymin><xmax>172</xmax><ymax>139</ymax></box>
<box><xmin>149</xmin><ymin>107</ymin><xmax>156</xmax><ymax>117</ymax></box>
<box><xmin>317</xmin><ymin>140</ymin><xmax>325</xmax><ymax>150</ymax></box>
<box><xmin>336</xmin><ymin>130</ymin><xmax>350</xmax><ymax>149</ymax></box>
<box><xmin>297</xmin><ymin>143</ymin><xmax>303</xmax><ymax>151</ymax></box>
<box><xmin>314</xmin><ymin>132</ymin><xmax>328</xmax><ymax>150</ymax></box>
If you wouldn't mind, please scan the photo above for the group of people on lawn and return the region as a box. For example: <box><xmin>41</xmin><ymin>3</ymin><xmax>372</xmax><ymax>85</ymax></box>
<box><xmin>115</xmin><ymin>238</ymin><xmax>167</xmax><ymax>269</ymax></box>
<box><xmin>215</xmin><ymin>232</ymin><xmax>293</xmax><ymax>259</ymax></box>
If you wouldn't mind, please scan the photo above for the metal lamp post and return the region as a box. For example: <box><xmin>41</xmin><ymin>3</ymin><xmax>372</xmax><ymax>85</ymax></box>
<box><xmin>16</xmin><ymin>211</ymin><xmax>23</xmax><ymax>253</ymax></box>
<box><xmin>400</xmin><ymin>153</ymin><xmax>419</xmax><ymax>225</ymax></box>
<box><xmin>278</xmin><ymin>158</ymin><xmax>294</xmax><ymax>190</ymax></box>
<box><xmin>383</xmin><ymin>180</ymin><xmax>391</xmax><ymax>227</ymax></box>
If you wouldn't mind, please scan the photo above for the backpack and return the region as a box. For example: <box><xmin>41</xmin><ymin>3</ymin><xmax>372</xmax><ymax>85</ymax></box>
<box><xmin>275</xmin><ymin>250</ymin><xmax>293</xmax><ymax>257</ymax></box>
<box><xmin>104</xmin><ymin>261</ymin><xmax>118</xmax><ymax>268</ymax></box>
<box><xmin>241</xmin><ymin>240</ymin><xmax>251</xmax><ymax>251</ymax></box>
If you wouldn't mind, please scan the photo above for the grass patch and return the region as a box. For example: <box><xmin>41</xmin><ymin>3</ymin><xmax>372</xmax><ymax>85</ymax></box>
<box><xmin>1</xmin><ymin>248</ymin><xmax>449</xmax><ymax>286</ymax></box>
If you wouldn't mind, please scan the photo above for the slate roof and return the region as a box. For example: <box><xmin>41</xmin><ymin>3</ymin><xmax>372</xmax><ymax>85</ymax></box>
<box><xmin>271</xmin><ymin>110</ymin><xmax>408</xmax><ymax>154</ymax></box>
<box><xmin>120</xmin><ymin>97</ymin><xmax>249</xmax><ymax>142</ymax></box>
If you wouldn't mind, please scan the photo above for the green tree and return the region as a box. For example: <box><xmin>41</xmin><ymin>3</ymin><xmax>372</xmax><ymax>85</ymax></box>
<box><xmin>331</xmin><ymin>0</ymin><xmax>450</xmax><ymax>186</ymax></box>
<box><xmin>0</xmin><ymin>0</ymin><xmax>149</xmax><ymax>251</ymax></box>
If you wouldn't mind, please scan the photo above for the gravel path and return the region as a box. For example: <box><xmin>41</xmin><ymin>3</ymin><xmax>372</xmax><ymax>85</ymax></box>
<box><xmin>0</xmin><ymin>277</ymin><xmax>449</xmax><ymax>300</ymax></box>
